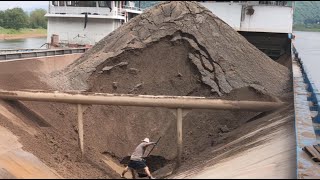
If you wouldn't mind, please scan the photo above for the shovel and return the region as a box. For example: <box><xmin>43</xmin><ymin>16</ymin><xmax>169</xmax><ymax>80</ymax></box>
<box><xmin>147</xmin><ymin>137</ymin><xmax>162</xmax><ymax>157</ymax></box>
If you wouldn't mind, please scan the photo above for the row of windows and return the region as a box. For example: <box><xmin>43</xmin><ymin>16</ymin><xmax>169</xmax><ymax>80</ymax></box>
<box><xmin>199</xmin><ymin>1</ymin><xmax>291</xmax><ymax>6</ymax></box>
<box><xmin>259</xmin><ymin>1</ymin><xmax>289</xmax><ymax>6</ymax></box>
<box><xmin>51</xmin><ymin>1</ymin><xmax>128</xmax><ymax>8</ymax></box>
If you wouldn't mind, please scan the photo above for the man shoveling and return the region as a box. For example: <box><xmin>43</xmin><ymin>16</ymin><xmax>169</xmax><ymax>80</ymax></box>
<box><xmin>121</xmin><ymin>138</ymin><xmax>157</xmax><ymax>179</ymax></box>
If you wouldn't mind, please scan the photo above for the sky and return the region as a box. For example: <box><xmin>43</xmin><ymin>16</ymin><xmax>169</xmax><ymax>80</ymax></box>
<box><xmin>0</xmin><ymin>1</ymin><xmax>48</xmax><ymax>12</ymax></box>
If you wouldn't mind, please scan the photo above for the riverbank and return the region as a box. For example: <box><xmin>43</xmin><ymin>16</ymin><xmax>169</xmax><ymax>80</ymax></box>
<box><xmin>0</xmin><ymin>34</ymin><xmax>47</xmax><ymax>40</ymax></box>
<box><xmin>0</xmin><ymin>28</ymin><xmax>47</xmax><ymax>40</ymax></box>
<box><xmin>293</xmin><ymin>28</ymin><xmax>320</xmax><ymax>32</ymax></box>
<box><xmin>293</xmin><ymin>25</ymin><xmax>320</xmax><ymax>32</ymax></box>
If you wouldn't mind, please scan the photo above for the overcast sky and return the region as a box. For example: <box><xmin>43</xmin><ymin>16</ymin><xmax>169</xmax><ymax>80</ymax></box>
<box><xmin>0</xmin><ymin>1</ymin><xmax>48</xmax><ymax>12</ymax></box>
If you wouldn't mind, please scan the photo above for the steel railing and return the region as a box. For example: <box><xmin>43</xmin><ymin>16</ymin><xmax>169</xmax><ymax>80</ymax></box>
<box><xmin>293</xmin><ymin>46</ymin><xmax>320</xmax><ymax>137</ymax></box>
<box><xmin>0</xmin><ymin>48</ymin><xmax>88</xmax><ymax>61</ymax></box>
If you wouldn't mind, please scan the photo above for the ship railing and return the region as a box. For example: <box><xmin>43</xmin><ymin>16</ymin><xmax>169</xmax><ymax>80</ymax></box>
<box><xmin>122</xmin><ymin>5</ymin><xmax>144</xmax><ymax>12</ymax></box>
<box><xmin>48</xmin><ymin>6</ymin><xmax>119</xmax><ymax>16</ymax></box>
<box><xmin>119</xmin><ymin>11</ymin><xmax>125</xmax><ymax>16</ymax></box>
<box><xmin>295</xmin><ymin>50</ymin><xmax>320</xmax><ymax>136</ymax></box>
<box><xmin>0</xmin><ymin>49</ymin><xmax>46</xmax><ymax>54</ymax></box>
<box><xmin>200</xmin><ymin>1</ymin><xmax>293</xmax><ymax>7</ymax></box>
<box><xmin>116</xmin><ymin>8</ymin><xmax>125</xmax><ymax>16</ymax></box>
<box><xmin>258</xmin><ymin>1</ymin><xmax>293</xmax><ymax>7</ymax></box>
<box><xmin>0</xmin><ymin>48</ymin><xmax>89</xmax><ymax>61</ymax></box>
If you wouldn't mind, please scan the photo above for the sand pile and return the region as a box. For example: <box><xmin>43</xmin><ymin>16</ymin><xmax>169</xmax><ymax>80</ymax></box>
<box><xmin>53</xmin><ymin>1</ymin><xmax>290</xmax><ymax>97</ymax></box>
<box><xmin>48</xmin><ymin>0</ymin><xmax>291</xmax><ymax>157</ymax></box>
<box><xmin>0</xmin><ymin>1</ymin><xmax>292</xmax><ymax>178</ymax></box>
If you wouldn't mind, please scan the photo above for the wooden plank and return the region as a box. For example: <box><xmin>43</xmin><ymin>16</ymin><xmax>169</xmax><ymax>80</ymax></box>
<box><xmin>313</xmin><ymin>144</ymin><xmax>320</xmax><ymax>154</ymax></box>
<box><xmin>303</xmin><ymin>146</ymin><xmax>320</xmax><ymax>162</ymax></box>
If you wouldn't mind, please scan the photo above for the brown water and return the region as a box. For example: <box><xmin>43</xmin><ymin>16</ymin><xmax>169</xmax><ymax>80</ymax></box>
<box><xmin>293</xmin><ymin>31</ymin><xmax>320</xmax><ymax>90</ymax></box>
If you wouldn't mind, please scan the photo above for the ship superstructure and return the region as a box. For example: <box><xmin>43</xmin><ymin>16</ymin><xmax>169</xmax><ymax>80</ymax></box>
<box><xmin>200</xmin><ymin>1</ymin><xmax>294</xmax><ymax>59</ymax></box>
<box><xmin>45</xmin><ymin>1</ymin><xmax>142</xmax><ymax>47</ymax></box>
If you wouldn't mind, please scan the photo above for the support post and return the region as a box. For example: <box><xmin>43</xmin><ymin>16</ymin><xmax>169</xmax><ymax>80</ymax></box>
<box><xmin>176</xmin><ymin>108</ymin><xmax>183</xmax><ymax>168</ymax></box>
<box><xmin>77</xmin><ymin>104</ymin><xmax>84</xmax><ymax>157</ymax></box>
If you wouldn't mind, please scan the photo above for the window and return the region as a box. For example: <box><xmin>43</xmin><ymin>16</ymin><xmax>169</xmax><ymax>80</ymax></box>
<box><xmin>128</xmin><ymin>1</ymin><xmax>135</xmax><ymax>7</ymax></box>
<box><xmin>52</xmin><ymin>1</ymin><xmax>58</xmax><ymax>6</ymax></box>
<box><xmin>66</xmin><ymin>1</ymin><xmax>76</xmax><ymax>6</ymax></box>
<box><xmin>98</xmin><ymin>1</ymin><xmax>111</xmax><ymax>7</ymax></box>
<box><xmin>78</xmin><ymin>1</ymin><xmax>96</xmax><ymax>7</ymax></box>
<box><xmin>59</xmin><ymin>1</ymin><xmax>65</xmax><ymax>6</ymax></box>
<box><xmin>259</xmin><ymin>1</ymin><xmax>288</xmax><ymax>6</ymax></box>
<box><xmin>99</xmin><ymin>1</ymin><xmax>112</xmax><ymax>11</ymax></box>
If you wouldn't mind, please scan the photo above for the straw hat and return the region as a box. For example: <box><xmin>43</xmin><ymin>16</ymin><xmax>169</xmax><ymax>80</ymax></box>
<box><xmin>142</xmin><ymin>138</ymin><xmax>150</xmax><ymax>143</ymax></box>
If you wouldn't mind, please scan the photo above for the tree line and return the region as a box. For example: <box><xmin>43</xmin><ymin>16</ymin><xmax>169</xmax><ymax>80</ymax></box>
<box><xmin>0</xmin><ymin>8</ymin><xmax>47</xmax><ymax>30</ymax></box>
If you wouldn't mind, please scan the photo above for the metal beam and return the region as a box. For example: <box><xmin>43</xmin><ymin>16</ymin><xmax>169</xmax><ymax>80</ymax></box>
<box><xmin>0</xmin><ymin>90</ymin><xmax>285</xmax><ymax>111</ymax></box>
<box><xmin>77</xmin><ymin>104</ymin><xmax>84</xmax><ymax>157</ymax></box>
<box><xmin>0</xmin><ymin>89</ymin><xmax>287</xmax><ymax>165</ymax></box>
<box><xmin>176</xmin><ymin>108</ymin><xmax>183</xmax><ymax>168</ymax></box>
<box><xmin>0</xmin><ymin>48</ymin><xmax>87</xmax><ymax>61</ymax></box>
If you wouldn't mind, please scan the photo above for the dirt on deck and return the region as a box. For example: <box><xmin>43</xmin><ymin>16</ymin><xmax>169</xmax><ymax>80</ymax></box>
<box><xmin>169</xmin><ymin>104</ymin><xmax>296</xmax><ymax>179</ymax></box>
<box><xmin>0</xmin><ymin>1</ymin><xmax>293</xmax><ymax>179</ymax></box>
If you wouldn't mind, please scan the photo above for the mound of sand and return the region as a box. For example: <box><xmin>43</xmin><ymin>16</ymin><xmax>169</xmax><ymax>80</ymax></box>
<box><xmin>47</xmin><ymin>0</ymin><xmax>291</xmax><ymax>158</ymax></box>
<box><xmin>54</xmin><ymin>1</ymin><xmax>290</xmax><ymax>97</ymax></box>
<box><xmin>0</xmin><ymin>1</ymin><xmax>292</xmax><ymax>178</ymax></box>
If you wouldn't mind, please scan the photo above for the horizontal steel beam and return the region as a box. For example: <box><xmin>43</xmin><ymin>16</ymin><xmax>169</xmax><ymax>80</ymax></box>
<box><xmin>0</xmin><ymin>48</ymin><xmax>88</xmax><ymax>61</ymax></box>
<box><xmin>0</xmin><ymin>89</ymin><xmax>285</xmax><ymax>111</ymax></box>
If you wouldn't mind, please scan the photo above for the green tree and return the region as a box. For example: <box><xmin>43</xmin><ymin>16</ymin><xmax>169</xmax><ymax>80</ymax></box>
<box><xmin>3</xmin><ymin>7</ymin><xmax>28</xmax><ymax>30</ymax></box>
<box><xmin>29</xmin><ymin>9</ymin><xmax>47</xmax><ymax>29</ymax></box>
<box><xmin>294</xmin><ymin>1</ymin><xmax>320</xmax><ymax>25</ymax></box>
<box><xmin>0</xmin><ymin>11</ymin><xmax>4</xmax><ymax>27</ymax></box>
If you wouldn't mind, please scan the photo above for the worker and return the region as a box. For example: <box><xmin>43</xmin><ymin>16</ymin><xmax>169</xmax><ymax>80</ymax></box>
<box><xmin>121</xmin><ymin>138</ymin><xmax>157</xmax><ymax>179</ymax></box>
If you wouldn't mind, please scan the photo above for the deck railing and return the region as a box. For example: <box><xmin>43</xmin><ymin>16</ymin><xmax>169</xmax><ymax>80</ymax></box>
<box><xmin>293</xmin><ymin>46</ymin><xmax>320</xmax><ymax>137</ymax></box>
<box><xmin>48</xmin><ymin>6</ymin><xmax>118</xmax><ymax>16</ymax></box>
<box><xmin>122</xmin><ymin>5</ymin><xmax>144</xmax><ymax>11</ymax></box>
<box><xmin>48</xmin><ymin>5</ymin><xmax>142</xmax><ymax>17</ymax></box>
<box><xmin>0</xmin><ymin>48</ymin><xmax>88</xmax><ymax>61</ymax></box>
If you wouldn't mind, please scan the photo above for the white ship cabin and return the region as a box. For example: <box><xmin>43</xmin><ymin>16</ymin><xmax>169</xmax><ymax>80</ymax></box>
<box><xmin>45</xmin><ymin>1</ymin><xmax>143</xmax><ymax>47</ymax></box>
<box><xmin>200</xmin><ymin>1</ymin><xmax>294</xmax><ymax>33</ymax></box>
<box><xmin>200</xmin><ymin>1</ymin><xmax>295</xmax><ymax>59</ymax></box>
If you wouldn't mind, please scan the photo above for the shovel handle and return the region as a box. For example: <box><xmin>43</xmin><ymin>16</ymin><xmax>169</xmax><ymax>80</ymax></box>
<box><xmin>146</xmin><ymin>137</ymin><xmax>161</xmax><ymax>157</ymax></box>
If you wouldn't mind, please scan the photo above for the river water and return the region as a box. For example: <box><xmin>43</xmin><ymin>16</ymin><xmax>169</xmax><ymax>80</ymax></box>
<box><xmin>0</xmin><ymin>37</ymin><xmax>47</xmax><ymax>49</ymax></box>
<box><xmin>293</xmin><ymin>31</ymin><xmax>320</xmax><ymax>90</ymax></box>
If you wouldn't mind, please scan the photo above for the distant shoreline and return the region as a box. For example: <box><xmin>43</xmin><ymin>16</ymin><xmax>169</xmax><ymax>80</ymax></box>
<box><xmin>293</xmin><ymin>25</ymin><xmax>320</xmax><ymax>32</ymax></box>
<box><xmin>293</xmin><ymin>28</ymin><xmax>320</xmax><ymax>33</ymax></box>
<box><xmin>0</xmin><ymin>28</ymin><xmax>47</xmax><ymax>40</ymax></box>
<box><xmin>0</xmin><ymin>34</ymin><xmax>47</xmax><ymax>40</ymax></box>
